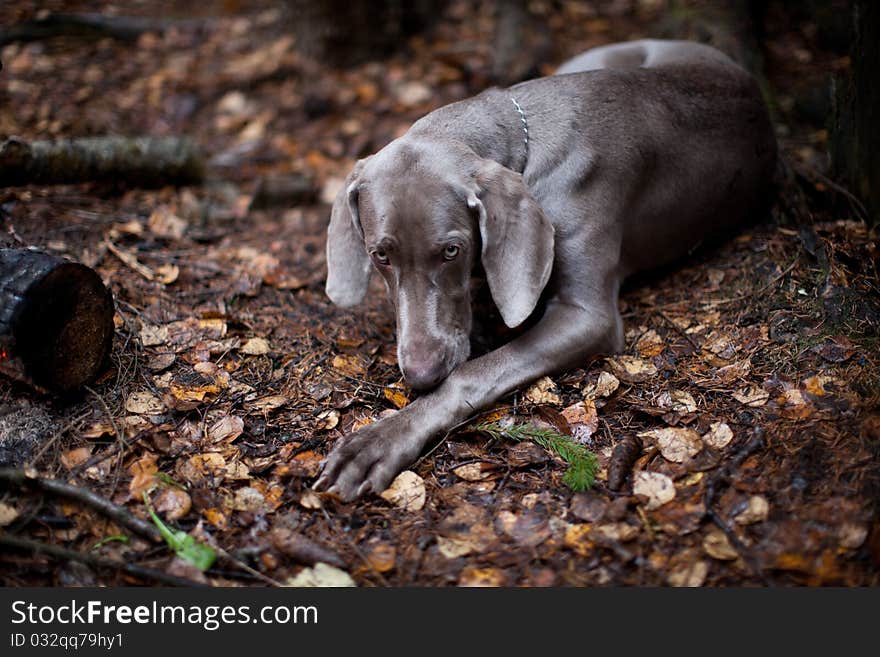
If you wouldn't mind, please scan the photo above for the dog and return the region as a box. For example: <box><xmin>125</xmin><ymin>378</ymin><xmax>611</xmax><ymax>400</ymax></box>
<box><xmin>314</xmin><ymin>39</ymin><xmax>776</xmax><ymax>501</ymax></box>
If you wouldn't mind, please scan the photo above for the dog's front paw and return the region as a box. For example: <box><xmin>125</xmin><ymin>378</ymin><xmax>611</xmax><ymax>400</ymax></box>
<box><xmin>313</xmin><ymin>412</ymin><xmax>427</xmax><ymax>502</ymax></box>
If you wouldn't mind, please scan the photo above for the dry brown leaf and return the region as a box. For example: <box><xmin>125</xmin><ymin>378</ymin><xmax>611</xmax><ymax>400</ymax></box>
<box><xmin>667</xmin><ymin>557</ymin><xmax>709</xmax><ymax>587</ymax></box>
<box><xmin>715</xmin><ymin>359</ymin><xmax>752</xmax><ymax>384</ymax></box>
<box><xmin>332</xmin><ymin>353</ymin><xmax>367</xmax><ymax>377</ymax></box>
<box><xmin>635</xmin><ymin>329</ymin><xmax>664</xmax><ymax>357</ymax></box>
<box><xmin>524</xmin><ymin>376</ymin><xmax>562</xmax><ymax>405</ymax></box>
<box><xmin>734</xmin><ymin>495</ymin><xmax>769</xmax><ymax>525</ymax></box>
<box><xmin>125</xmin><ymin>391</ymin><xmax>165</xmax><ymax>415</ymax></box>
<box><xmin>560</xmin><ymin>400</ymin><xmax>599</xmax><ymax>441</ymax></box>
<box><xmin>583</xmin><ymin>371</ymin><xmax>620</xmax><ymax>400</ymax></box>
<box><xmin>656</xmin><ymin>390</ymin><xmax>697</xmax><ymax>414</ymax></box>
<box><xmin>779</xmin><ymin>388</ymin><xmax>813</xmax><ymax>419</ymax></box>
<box><xmin>437</xmin><ymin>504</ymin><xmax>497</xmax><ymax>558</ymax></box>
<box><xmin>702</xmin><ymin>330</ymin><xmax>738</xmax><ymax>363</ymax></box>
<box><xmin>0</xmin><ymin>502</ymin><xmax>19</xmax><ymax>527</ymax></box>
<box><xmin>203</xmin><ymin>508</ymin><xmax>229</xmax><ymax>530</ymax></box>
<box><xmin>838</xmin><ymin>523</ymin><xmax>868</xmax><ymax>550</ymax></box>
<box><xmin>299</xmin><ymin>490</ymin><xmax>324</xmax><ymax>510</ymax></box>
<box><xmin>285</xmin><ymin>563</ymin><xmax>356</xmax><ymax>587</ymax></box>
<box><xmin>732</xmin><ymin>386</ymin><xmax>769</xmax><ymax>407</ymax></box>
<box><xmin>594</xmin><ymin>522</ymin><xmax>640</xmax><ymax>542</ymax></box>
<box><xmin>153</xmin><ymin>487</ymin><xmax>192</xmax><ymax>521</ymax></box>
<box><xmin>60</xmin><ymin>447</ymin><xmax>92</xmax><ymax>471</ymax></box>
<box><xmin>208</xmin><ymin>415</ymin><xmax>245</xmax><ymax>444</ymax></box>
<box><xmin>702</xmin><ymin>422</ymin><xmax>734</xmax><ymax>449</ymax></box>
<box><xmin>249</xmin><ymin>394</ymin><xmax>289</xmax><ymax>413</ymax></box>
<box><xmin>232</xmin><ymin>486</ymin><xmax>266</xmax><ymax>512</ymax></box>
<box><xmin>564</xmin><ymin>524</ymin><xmax>595</xmax><ymax>556</ymax></box>
<box><xmin>364</xmin><ymin>542</ymin><xmax>397</xmax><ymax>573</ymax></box>
<box><xmin>240</xmin><ymin>337</ymin><xmax>271</xmax><ymax>355</ymax></box>
<box><xmin>452</xmin><ymin>462</ymin><xmax>500</xmax><ymax>481</ymax></box>
<box><xmin>703</xmin><ymin>529</ymin><xmax>739</xmax><ymax>560</ymax></box>
<box><xmin>458</xmin><ymin>566</ymin><xmax>507</xmax><ymax>587</ymax></box>
<box><xmin>316</xmin><ymin>409</ymin><xmax>340</xmax><ymax>431</ymax></box>
<box><xmin>494</xmin><ymin>510</ymin><xmax>551</xmax><ymax>547</ymax></box>
<box><xmin>148</xmin><ymin>206</ymin><xmax>187</xmax><ymax>240</ymax></box>
<box><xmin>382</xmin><ymin>384</ymin><xmax>409</xmax><ymax>409</ymax></box>
<box><xmin>379</xmin><ymin>471</ymin><xmax>426</xmax><ymax>512</ymax></box>
<box><xmin>607</xmin><ymin>356</ymin><xmax>658</xmax><ymax>383</ymax></box>
<box><xmin>633</xmin><ymin>471</ymin><xmax>676</xmax><ymax>510</ymax></box>
<box><xmin>637</xmin><ymin>427</ymin><xmax>703</xmax><ymax>463</ymax></box>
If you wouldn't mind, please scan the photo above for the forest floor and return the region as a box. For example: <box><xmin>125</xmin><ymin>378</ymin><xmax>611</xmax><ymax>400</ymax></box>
<box><xmin>1</xmin><ymin>1</ymin><xmax>878</xmax><ymax>586</ymax></box>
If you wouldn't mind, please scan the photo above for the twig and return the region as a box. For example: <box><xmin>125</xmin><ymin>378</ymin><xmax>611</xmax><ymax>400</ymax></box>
<box><xmin>657</xmin><ymin>311</ymin><xmax>701</xmax><ymax>351</ymax></box>
<box><xmin>0</xmin><ymin>534</ymin><xmax>205</xmax><ymax>587</ymax></box>
<box><xmin>703</xmin><ymin>429</ymin><xmax>769</xmax><ymax>584</ymax></box>
<box><xmin>0</xmin><ymin>468</ymin><xmax>161</xmax><ymax>543</ymax></box>
<box><xmin>320</xmin><ymin>506</ymin><xmax>389</xmax><ymax>587</ymax></box>
<box><xmin>706</xmin><ymin>257</ymin><xmax>799</xmax><ymax>307</ymax></box>
<box><xmin>214</xmin><ymin>546</ymin><xmax>283</xmax><ymax>588</ymax></box>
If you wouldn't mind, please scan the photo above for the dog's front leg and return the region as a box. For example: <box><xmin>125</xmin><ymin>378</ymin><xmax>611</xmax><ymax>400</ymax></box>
<box><xmin>314</xmin><ymin>299</ymin><xmax>621</xmax><ymax>501</ymax></box>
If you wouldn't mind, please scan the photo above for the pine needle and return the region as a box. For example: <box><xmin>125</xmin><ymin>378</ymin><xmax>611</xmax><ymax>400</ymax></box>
<box><xmin>471</xmin><ymin>421</ymin><xmax>598</xmax><ymax>491</ymax></box>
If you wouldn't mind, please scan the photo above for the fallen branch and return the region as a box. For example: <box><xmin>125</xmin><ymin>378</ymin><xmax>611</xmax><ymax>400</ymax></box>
<box><xmin>0</xmin><ymin>136</ymin><xmax>204</xmax><ymax>188</ymax></box>
<box><xmin>0</xmin><ymin>248</ymin><xmax>114</xmax><ymax>393</ymax></box>
<box><xmin>0</xmin><ymin>468</ymin><xmax>161</xmax><ymax>544</ymax></box>
<box><xmin>0</xmin><ymin>13</ymin><xmax>204</xmax><ymax>48</ymax></box>
<box><xmin>0</xmin><ymin>534</ymin><xmax>206</xmax><ymax>587</ymax></box>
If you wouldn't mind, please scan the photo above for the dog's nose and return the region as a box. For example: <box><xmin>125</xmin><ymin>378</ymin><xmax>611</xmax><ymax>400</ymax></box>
<box><xmin>401</xmin><ymin>354</ymin><xmax>447</xmax><ymax>390</ymax></box>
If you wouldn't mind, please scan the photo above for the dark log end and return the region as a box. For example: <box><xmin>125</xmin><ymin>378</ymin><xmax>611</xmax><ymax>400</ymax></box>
<box><xmin>11</xmin><ymin>262</ymin><xmax>114</xmax><ymax>393</ymax></box>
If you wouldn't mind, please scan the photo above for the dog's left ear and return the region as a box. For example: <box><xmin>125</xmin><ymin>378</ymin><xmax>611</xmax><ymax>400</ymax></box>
<box><xmin>469</xmin><ymin>161</ymin><xmax>555</xmax><ymax>328</ymax></box>
<box><xmin>326</xmin><ymin>160</ymin><xmax>372</xmax><ymax>307</ymax></box>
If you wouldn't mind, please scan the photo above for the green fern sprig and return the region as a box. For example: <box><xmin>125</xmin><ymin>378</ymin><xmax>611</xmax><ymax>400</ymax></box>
<box><xmin>471</xmin><ymin>421</ymin><xmax>598</xmax><ymax>492</ymax></box>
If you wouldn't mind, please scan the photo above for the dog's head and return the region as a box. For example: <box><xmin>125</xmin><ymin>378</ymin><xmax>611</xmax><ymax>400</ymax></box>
<box><xmin>325</xmin><ymin>139</ymin><xmax>554</xmax><ymax>390</ymax></box>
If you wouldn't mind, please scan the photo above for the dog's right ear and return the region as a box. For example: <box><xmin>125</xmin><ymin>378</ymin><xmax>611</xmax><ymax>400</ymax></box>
<box><xmin>325</xmin><ymin>162</ymin><xmax>372</xmax><ymax>307</ymax></box>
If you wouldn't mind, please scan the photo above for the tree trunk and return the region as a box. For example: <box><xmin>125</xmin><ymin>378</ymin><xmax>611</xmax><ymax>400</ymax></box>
<box><xmin>0</xmin><ymin>249</ymin><xmax>114</xmax><ymax>393</ymax></box>
<box><xmin>831</xmin><ymin>0</ymin><xmax>879</xmax><ymax>224</ymax></box>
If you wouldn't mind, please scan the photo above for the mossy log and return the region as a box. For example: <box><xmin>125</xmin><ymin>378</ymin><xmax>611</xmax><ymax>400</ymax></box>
<box><xmin>0</xmin><ymin>136</ymin><xmax>204</xmax><ymax>188</ymax></box>
<box><xmin>0</xmin><ymin>249</ymin><xmax>114</xmax><ymax>393</ymax></box>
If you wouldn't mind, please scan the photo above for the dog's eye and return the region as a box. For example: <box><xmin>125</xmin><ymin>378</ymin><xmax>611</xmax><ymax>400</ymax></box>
<box><xmin>372</xmin><ymin>250</ymin><xmax>390</xmax><ymax>266</ymax></box>
<box><xmin>443</xmin><ymin>244</ymin><xmax>460</xmax><ymax>261</ymax></box>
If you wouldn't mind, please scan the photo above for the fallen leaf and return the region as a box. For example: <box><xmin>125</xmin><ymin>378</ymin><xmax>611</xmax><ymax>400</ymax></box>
<box><xmin>525</xmin><ymin>376</ymin><xmax>562</xmax><ymax>405</ymax></box>
<box><xmin>732</xmin><ymin>386</ymin><xmax>769</xmax><ymax>407</ymax></box>
<box><xmin>702</xmin><ymin>422</ymin><xmax>734</xmax><ymax>449</ymax></box>
<box><xmin>637</xmin><ymin>427</ymin><xmax>703</xmax><ymax>463</ymax></box>
<box><xmin>240</xmin><ymin>337</ymin><xmax>271</xmax><ymax>355</ymax></box>
<box><xmin>232</xmin><ymin>486</ymin><xmax>266</xmax><ymax>512</ymax></box>
<box><xmin>583</xmin><ymin>371</ymin><xmax>620</xmax><ymax>400</ymax></box>
<box><xmin>125</xmin><ymin>391</ymin><xmax>166</xmax><ymax>415</ymax></box>
<box><xmin>812</xmin><ymin>337</ymin><xmax>855</xmax><ymax>363</ymax></box>
<box><xmin>494</xmin><ymin>510</ymin><xmax>551</xmax><ymax>547</ymax></box>
<box><xmin>437</xmin><ymin>504</ymin><xmax>496</xmax><ymax>557</ymax></box>
<box><xmin>564</xmin><ymin>524</ymin><xmax>595</xmax><ymax>556</ymax></box>
<box><xmin>316</xmin><ymin>409</ymin><xmax>340</xmax><ymax>431</ymax></box>
<box><xmin>560</xmin><ymin>400</ymin><xmax>599</xmax><ymax>442</ymax></box>
<box><xmin>0</xmin><ymin>502</ymin><xmax>19</xmax><ymax>527</ymax></box>
<box><xmin>667</xmin><ymin>556</ymin><xmax>709</xmax><ymax>587</ymax></box>
<box><xmin>656</xmin><ymin>390</ymin><xmax>697</xmax><ymax>414</ymax></box>
<box><xmin>60</xmin><ymin>447</ymin><xmax>93</xmax><ymax>471</ymax></box>
<box><xmin>594</xmin><ymin>522</ymin><xmax>640</xmax><ymax>542</ymax></box>
<box><xmin>248</xmin><ymin>394</ymin><xmax>289</xmax><ymax>413</ymax></box>
<box><xmin>734</xmin><ymin>495</ymin><xmax>769</xmax><ymax>525</ymax></box>
<box><xmin>383</xmin><ymin>385</ymin><xmax>409</xmax><ymax>409</ymax></box>
<box><xmin>148</xmin><ymin>206</ymin><xmax>187</xmax><ymax>240</ymax></box>
<box><xmin>332</xmin><ymin>353</ymin><xmax>367</xmax><ymax>377</ymax></box>
<box><xmin>715</xmin><ymin>359</ymin><xmax>752</xmax><ymax>384</ymax></box>
<box><xmin>286</xmin><ymin>562</ymin><xmax>356</xmax><ymax>587</ymax></box>
<box><xmin>208</xmin><ymin>415</ymin><xmax>245</xmax><ymax>444</ymax></box>
<box><xmin>635</xmin><ymin>329</ymin><xmax>664</xmax><ymax>357</ymax></box>
<box><xmin>702</xmin><ymin>330</ymin><xmax>738</xmax><ymax>363</ymax></box>
<box><xmin>139</xmin><ymin>323</ymin><xmax>169</xmax><ymax>347</ymax></box>
<box><xmin>458</xmin><ymin>566</ymin><xmax>507</xmax><ymax>587</ymax></box>
<box><xmin>838</xmin><ymin>523</ymin><xmax>868</xmax><ymax>550</ymax></box>
<box><xmin>779</xmin><ymin>388</ymin><xmax>813</xmax><ymax>420</ymax></box>
<box><xmin>633</xmin><ymin>471</ymin><xmax>676</xmax><ymax>510</ymax></box>
<box><xmin>299</xmin><ymin>490</ymin><xmax>324</xmax><ymax>509</ymax></box>
<box><xmin>569</xmin><ymin>491</ymin><xmax>608</xmax><ymax>522</ymax></box>
<box><xmin>703</xmin><ymin>529</ymin><xmax>739</xmax><ymax>560</ymax></box>
<box><xmin>153</xmin><ymin>487</ymin><xmax>192</xmax><ymax>521</ymax></box>
<box><xmin>364</xmin><ymin>542</ymin><xmax>397</xmax><ymax>573</ymax></box>
<box><xmin>606</xmin><ymin>356</ymin><xmax>658</xmax><ymax>383</ymax></box>
<box><xmin>452</xmin><ymin>462</ymin><xmax>500</xmax><ymax>481</ymax></box>
<box><xmin>379</xmin><ymin>471</ymin><xmax>426</xmax><ymax>512</ymax></box>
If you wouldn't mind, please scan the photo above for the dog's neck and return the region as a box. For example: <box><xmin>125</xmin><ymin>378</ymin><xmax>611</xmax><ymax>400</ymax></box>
<box><xmin>409</xmin><ymin>88</ymin><xmax>532</xmax><ymax>173</ymax></box>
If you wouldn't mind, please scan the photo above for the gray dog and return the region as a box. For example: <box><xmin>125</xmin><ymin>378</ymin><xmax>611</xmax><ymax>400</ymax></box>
<box><xmin>314</xmin><ymin>39</ymin><xmax>776</xmax><ymax>500</ymax></box>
